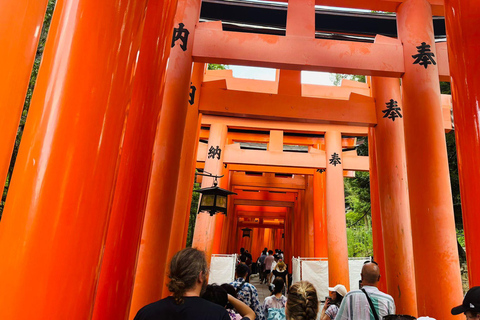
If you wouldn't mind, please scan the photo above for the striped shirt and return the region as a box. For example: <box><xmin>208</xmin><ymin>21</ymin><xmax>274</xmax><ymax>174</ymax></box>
<box><xmin>335</xmin><ymin>286</ymin><xmax>395</xmax><ymax>320</ymax></box>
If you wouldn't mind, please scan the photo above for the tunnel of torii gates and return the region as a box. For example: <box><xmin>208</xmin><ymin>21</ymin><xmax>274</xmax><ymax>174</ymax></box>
<box><xmin>1</xmin><ymin>0</ymin><xmax>480</xmax><ymax>319</ymax></box>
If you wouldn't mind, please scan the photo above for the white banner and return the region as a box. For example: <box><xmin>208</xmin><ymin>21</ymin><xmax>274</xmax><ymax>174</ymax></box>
<box><xmin>348</xmin><ymin>259</ymin><xmax>366</xmax><ymax>291</ymax></box>
<box><xmin>301</xmin><ymin>260</ymin><xmax>329</xmax><ymax>300</ymax></box>
<box><xmin>209</xmin><ymin>254</ymin><xmax>237</xmax><ymax>285</ymax></box>
<box><xmin>292</xmin><ymin>257</ymin><xmax>300</xmax><ymax>285</ymax></box>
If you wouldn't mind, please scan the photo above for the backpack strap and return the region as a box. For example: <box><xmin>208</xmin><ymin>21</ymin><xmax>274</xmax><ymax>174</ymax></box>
<box><xmin>361</xmin><ymin>288</ymin><xmax>380</xmax><ymax>320</ymax></box>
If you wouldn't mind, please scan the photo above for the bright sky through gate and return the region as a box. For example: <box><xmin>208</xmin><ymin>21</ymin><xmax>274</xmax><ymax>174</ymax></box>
<box><xmin>228</xmin><ymin>65</ymin><xmax>336</xmax><ymax>86</ymax></box>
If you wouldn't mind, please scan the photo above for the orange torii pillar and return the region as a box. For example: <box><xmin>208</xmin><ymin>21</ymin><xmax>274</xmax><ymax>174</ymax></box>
<box><xmin>212</xmin><ymin>164</ymin><xmax>231</xmax><ymax>255</ymax></box>
<box><xmin>444</xmin><ymin>0</ymin><xmax>480</xmax><ymax>286</ymax></box>
<box><xmin>325</xmin><ymin>131</ymin><xmax>350</xmax><ymax>289</ymax></box>
<box><xmin>304</xmin><ymin>175</ymin><xmax>315</xmax><ymax>257</ymax></box>
<box><xmin>0</xmin><ymin>0</ymin><xmax>49</xmax><ymax>190</ymax></box>
<box><xmin>160</xmin><ymin>63</ymin><xmax>205</xmax><ymax>298</ymax></box>
<box><xmin>192</xmin><ymin>123</ymin><xmax>228</xmax><ymax>261</ymax></box>
<box><xmin>129</xmin><ymin>0</ymin><xmax>203</xmax><ymax>316</ymax></box>
<box><xmin>0</xmin><ymin>0</ymin><xmax>148</xmax><ymax>318</ymax></box>
<box><xmin>92</xmin><ymin>1</ymin><xmax>179</xmax><ymax>318</ymax></box>
<box><xmin>313</xmin><ymin>171</ymin><xmax>328</xmax><ymax>258</ymax></box>
<box><xmin>397</xmin><ymin>0</ymin><xmax>463</xmax><ymax>317</ymax></box>
<box><xmin>220</xmin><ymin>184</ymin><xmax>236</xmax><ymax>253</ymax></box>
<box><xmin>371</xmin><ymin>76</ymin><xmax>418</xmax><ymax>316</ymax></box>
<box><xmin>367</xmin><ymin>128</ymin><xmax>387</xmax><ymax>293</ymax></box>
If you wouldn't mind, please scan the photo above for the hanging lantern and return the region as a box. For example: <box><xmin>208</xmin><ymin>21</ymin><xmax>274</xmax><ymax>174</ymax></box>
<box><xmin>242</xmin><ymin>228</ymin><xmax>253</xmax><ymax>238</ymax></box>
<box><xmin>194</xmin><ymin>175</ymin><xmax>236</xmax><ymax>216</ymax></box>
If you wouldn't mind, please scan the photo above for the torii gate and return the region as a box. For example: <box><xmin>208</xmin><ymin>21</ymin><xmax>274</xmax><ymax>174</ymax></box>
<box><xmin>0</xmin><ymin>0</ymin><xmax>478</xmax><ymax>320</ymax></box>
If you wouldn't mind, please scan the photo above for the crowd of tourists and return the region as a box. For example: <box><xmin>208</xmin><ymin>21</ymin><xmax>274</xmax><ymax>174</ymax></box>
<box><xmin>132</xmin><ymin>247</ymin><xmax>480</xmax><ymax>320</ymax></box>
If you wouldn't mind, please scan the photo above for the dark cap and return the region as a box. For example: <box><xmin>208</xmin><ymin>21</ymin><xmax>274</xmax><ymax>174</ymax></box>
<box><xmin>451</xmin><ymin>286</ymin><xmax>480</xmax><ymax>315</ymax></box>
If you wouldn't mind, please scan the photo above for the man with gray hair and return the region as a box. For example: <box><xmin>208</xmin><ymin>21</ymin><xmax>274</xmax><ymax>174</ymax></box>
<box><xmin>336</xmin><ymin>262</ymin><xmax>396</xmax><ymax>320</ymax></box>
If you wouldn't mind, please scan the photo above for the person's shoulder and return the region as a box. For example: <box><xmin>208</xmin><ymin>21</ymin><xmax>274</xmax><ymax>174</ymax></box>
<box><xmin>133</xmin><ymin>298</ymin><xmax>172</xmax><ymax>319</ymax></box>
<box><xmin>188</xmin><ymin>297</ymin><xmax>231</xmax><ymax>317</ymax></box>
<box><xmin>344</xmin><ymin>289</ymin><xmax>363</xmax><ymax>298</ymax></box>
<box><xmin>244</xmin><ymin>282</ymin><xmax>257</xmax><ymax>291</ymax></box>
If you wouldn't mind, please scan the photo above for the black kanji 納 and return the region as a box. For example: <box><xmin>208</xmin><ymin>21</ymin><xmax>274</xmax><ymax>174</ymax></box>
<box><xmin>171</xmin><ymin>23</ymin><xmax>190</xmax><ymax>51</ymax></box>
<box><xmin>189</xmin><ymin>83</ymin><xmax>196</xmax><ymax>105</ymax></box>
<box><xmin>329</xmin><ymin>153</ymin><xmax>341</xmax><ymax>166</ymax></box>
<box><xmin>412</xmin><ymin>42</ymin><xmax>436</xmax><ymax>69</ymax></box>
<box><xmin>208</xmin><ymin>146</ymin><xmax>222</xmax><ymax>160</ymax></box>
<box><xmin>382</xmin><ymin>99</ymin><xmax>403</xmax><ymax>121</ymax></box>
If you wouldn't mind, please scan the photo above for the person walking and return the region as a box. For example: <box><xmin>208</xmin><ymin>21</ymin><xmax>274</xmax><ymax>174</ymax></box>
<box><xmin>336</xmin><ymin>262</ymin><xmax>395</xmax><ymax>320</ymax></box>
<box><xmin>231</xmin><ymin>264</ymin><xmax>265</xmax><ymax>320</ymax></box>
<box><xmin>133</xmin><ymin>248</ymin><xmax>230</xmax><ymax>320</ymax></box>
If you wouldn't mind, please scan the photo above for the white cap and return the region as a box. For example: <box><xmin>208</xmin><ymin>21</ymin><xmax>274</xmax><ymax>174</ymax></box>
<box><xmin>328</xmin><ymin>284</ymin><xmax>348</xmax><ymax>297</ymax></box>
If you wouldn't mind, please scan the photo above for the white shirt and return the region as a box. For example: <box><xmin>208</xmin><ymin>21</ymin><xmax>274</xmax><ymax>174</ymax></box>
<box><xmin>336</xmin><ymin>285</ymin><xmax>395</xmax><ymax>320</ymax></box>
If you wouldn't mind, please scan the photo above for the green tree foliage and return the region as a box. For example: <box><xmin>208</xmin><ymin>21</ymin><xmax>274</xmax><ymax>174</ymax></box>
<box><xmin>1</xmin><ymin>0</ymin><xmax>57</xmax><ymax>218</ymax></box>
<box><xmin>208</xmin><ymin>64</ymin><xmax>227</xmax><ymax>70</ymax></box>
<box><xmin>186</xmin><ymin>182</ymin><xmax>200</xmax><ymax>247</ymax></box>
<box><xmin>330</xmin><ymin>73</ymin><xmax>366</xmax><ymax>86</ymax></box>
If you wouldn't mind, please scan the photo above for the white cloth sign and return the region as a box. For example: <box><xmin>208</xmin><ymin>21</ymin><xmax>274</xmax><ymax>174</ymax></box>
<box><xmin>209</xmin><ymin>255</ymin><xmax>236</xmax><ymax>285</ymax></box>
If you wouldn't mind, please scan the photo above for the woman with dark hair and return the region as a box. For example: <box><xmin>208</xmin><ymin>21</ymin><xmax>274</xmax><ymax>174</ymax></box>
<box><xmin>320</xmin><ymin>284</ymin><xmax>347</xmax><ymax>320</ymax></box>
<box><xmin>263</xmin><ymin>277</ymin><xmax>287</xmax><ymax>320</ymax></box>
<box><xmin>133</xmin><ymin>248</ymin><xmax>230</xmax><ymax>320</ymax></box>
<box><xmin>202</xmin><ymin>284</ymin><xmax>256</xmax><ymax>320</ymax></box>
<box><xmin>286</xmin><ymin>281</ymin><xmax>319</xmax><ymax>320</ymax></box>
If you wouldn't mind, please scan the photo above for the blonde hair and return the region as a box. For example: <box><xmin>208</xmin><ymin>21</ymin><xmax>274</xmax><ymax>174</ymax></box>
<box><xmin>277</xmin><ymin>261</ymin><xmax>286</xmax><ymax>271</ymax></box>
<box><xmin>286</xmin><ymin>281</ymin><xmax>319</xmax><ymax>320</ymax></box>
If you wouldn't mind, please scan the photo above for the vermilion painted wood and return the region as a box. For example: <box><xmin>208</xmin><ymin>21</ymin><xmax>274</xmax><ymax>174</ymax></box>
<box><xmin>260</xmin><ymin>0</ymin><xmax>445</xmax><ymax>16</ymax></box>
<box><xmin>191</xmin><ymin>123</ymin><xmax>228</xmax><ymax>261</ymax></box>
<box><xmin>0</xmin><ymin>0</ymin><xmax>148</xmax><ymax>318</ymax></box>
<box><xmin>128</xmin><ymin>0</ymin><xmax>203</xmax><ymax>317</ymax></box>
<box><xmin>371</xmin><ymin>77</ymin><xmax>418</xmax><ymax>317</ymax></box>
<box><xmin>91</xmin><ymin>0</ymin><xmax>178</xmax><ymax>319</ymax></box>
<box><xmin>397</xmin><ymin>0</ymin><xmax>463</xmax><ymax>318</ymax></box>
<box><xmin>313</xmin><ymin>171</ymin><xmax>328</xmax><ymax>258</ymax></box>
<box><xmin>160</xmin><ymin>63</ymin><xmax>205</xmax><ymax>298</ymax></box>
<box><xmin>368</xmin><ymin>128</ymin><xmax>387</xmax><ymax>294</ymax></box>
<box><xmin>0</xmin><ymin>0</ymin><xmax>49</xmax><ymax>198</ymax></box>
<box><xmin>325</xmin><ymin>131</ymin><xmax>350</xmax><ymax>290</ymax></box>
<box><xmin>444</xmin><ymin>0</ymin><xmax>480</xmax><ymax>287</ymax></box>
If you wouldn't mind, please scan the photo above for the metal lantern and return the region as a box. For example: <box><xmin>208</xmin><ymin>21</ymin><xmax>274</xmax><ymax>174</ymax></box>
<box><xmin>194</xmin><ymin>173</ymin><xmax>236</xmax><ymax>216</ymax></box>
<box><xmin>242</xmin><ymin>228</ymin><xmax>253</xmax><ymax>238</ymax></box>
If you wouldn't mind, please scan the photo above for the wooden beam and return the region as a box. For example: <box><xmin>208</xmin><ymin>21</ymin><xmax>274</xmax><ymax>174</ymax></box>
<box><xmin>202</xmin><ymin>115</ymin><xmax>369</xmax><ymax>135</ymax></box>
<box><xmin>234</xmin><ymin>189</ymin><xmax>297</xmax><ymax>202</ymax></box>
<box><xmin>223</xmin><ymin>144</ymin><xmax>370</xmax><ymax>171</ymax></box>
<box><xmin>235</xmin><ymin>199</ymin><xmax>295</xmax><ymax>207</ymax></box>
<box><xmin>258</xmin><ymin>0</ymin><xmax>444</xmax><ymax>16</ymax></box>
<box><xmin>237</xmin><ymin>222</ymin><xmax>285</xmax><ymax>230</ymax></box>
<box><xmin>237</xmin><ymin>211</ymin><xmax>287</xmax><ymax>218</ymax></box>
<box><xmin>193</xmin><ymin>27</ymin><xmax>405</xmax><ymax>78</ymax></box>
<box><xmin>231</xmin><ymin>172</ymin><xmax>306</xmax><ymax>190</ymax></box>
<box><xmin>235</xmin><ymin>205</ymin><xmax>289</xmax><ymax>213</ymax></box>
<box><xmin>199</xmin><ymin>86</ymin><xmax>376</xmax><ymax>126</ymax></box>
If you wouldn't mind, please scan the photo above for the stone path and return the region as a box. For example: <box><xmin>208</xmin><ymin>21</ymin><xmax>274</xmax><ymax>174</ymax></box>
<box><xmin>249</xmin><ymin>273</ymin><xmax>271</xmax><ymax>303</ymax></box>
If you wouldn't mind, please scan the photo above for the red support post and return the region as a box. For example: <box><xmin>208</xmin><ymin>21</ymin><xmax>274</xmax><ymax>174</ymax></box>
<box><xmin>0</xmin><ymin>0</ymin><xmax>49</xmax><ymax>190</ymax></box>
<box><xmin>397</xmin><ymin>0</ymin><xmax>463</xmax><ymax>317</ymax></box>
<box><xmin>128</xmin><ymin>0</ymin><xmax>203</xmax><ymax>316</ymax></box>
<box><xmin>0</xmin><ymin>0</ymin><xmax>148</xmax><ymax>317</ymax></box>
<box><xmin>444</xmin><ymin>0</ymin><xmax>480</xmax><ymax>287</ymax></box>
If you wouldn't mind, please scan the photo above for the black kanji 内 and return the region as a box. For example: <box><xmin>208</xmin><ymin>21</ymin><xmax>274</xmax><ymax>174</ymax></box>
<box><xmin>412</xmin><ymin>42</ymin><xmax>436</xmax><ymax>69</ymax></box>
<box><xmin>171</xmin><ymin>23</ymin><xmax>190</xmax><ymax>51</ymax></box>
<box><xmin>382</xmin><ymin>99</ymin><xmax>403</xmax><ymax>121</ymax></box>
<box><xmin>189</xmin><ymin>83</ymin><xmax>196</xmax><ymax>105</ymax></box>
<box><xmin>329</xmin><ymin>153</ymin><xmax>341</xmax><ymax>166</ymax></box>
<box><xmin>208</xmin><ymin>146</ymin><xmax>222</xmax><ymax>160</ymax></box>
